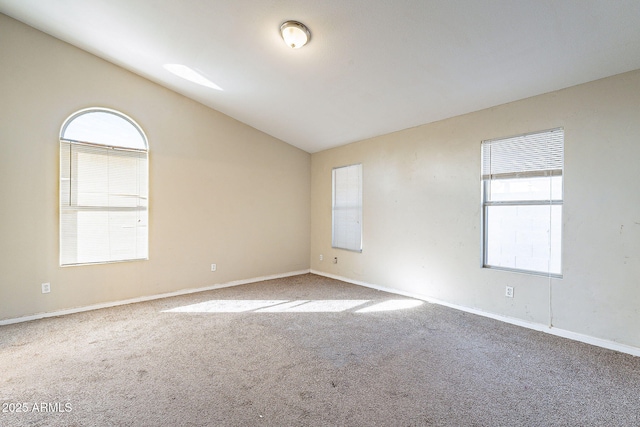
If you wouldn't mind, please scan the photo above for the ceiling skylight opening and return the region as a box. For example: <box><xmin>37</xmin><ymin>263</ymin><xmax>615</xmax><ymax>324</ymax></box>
<box><xmin>163</xmin><ymin>64</ymin><xmax>223</xmax><ymax>91</ymax></box>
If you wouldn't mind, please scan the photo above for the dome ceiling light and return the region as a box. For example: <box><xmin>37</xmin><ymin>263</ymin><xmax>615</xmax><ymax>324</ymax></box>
<box><xmin>280</xmin><ymin>20</ymin><xmax>311</xmax><ymax>49</ymax></box>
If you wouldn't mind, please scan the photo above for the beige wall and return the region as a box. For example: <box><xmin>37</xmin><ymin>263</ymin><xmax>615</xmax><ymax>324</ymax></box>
<box><xmin>311</xmin><ymin>69</ymin><xmax>640</xmax><ymax>349</ymax></box>
<box><xmin>0</xmin><ymin>14</ymin><xmax>310</xmax><ymax>320</ymax></box>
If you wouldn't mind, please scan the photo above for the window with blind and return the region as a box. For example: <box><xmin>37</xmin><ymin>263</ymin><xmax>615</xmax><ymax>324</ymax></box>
<box><xmin>481</xmin><ymin>128</ymin><xmax>563</xmax><ymax>277</ymax></box>
<box><xmin>332</xmin><ymin>164</ymin><xmax>362</xmax><ymax>252</ymax></box>
<box><xmin>60</xmin><ymin>108</ymin><xmax>148</xmax><ymax>266</ymax></box>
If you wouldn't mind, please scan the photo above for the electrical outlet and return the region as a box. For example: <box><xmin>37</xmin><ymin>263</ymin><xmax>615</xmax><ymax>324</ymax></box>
<box><xmin>211</xmin><ymin>264</ymin><xmax>217</xmax><ymax>272</ymax></box>
<box><xmin>319</xmin><ymin>254</ymin><xmax>323</xmax><ymax>261</ymax></box>
<box><xmin>505</xmin><ymin>286</ymin><xmax>514</xmax><ymax>298</ymax></box>
<box><xmin>333</xmin><ymin>257</ymin><xmax>338</xmax><ymax>264</ymax></box>
<box><xmin>41</xmin><ymin>283</ymin><xmax>51</xmax><ymax>294</ymax></box>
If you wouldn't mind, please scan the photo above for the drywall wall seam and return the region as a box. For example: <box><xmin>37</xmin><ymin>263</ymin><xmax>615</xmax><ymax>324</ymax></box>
<box><xmin>0</xmin><ymin>269</ymin><xmax>311</xmax><ymax>326</ymax></box>
<box><xmin>310</xmin><ymin>270</ymin><xmax>640</xmax><ymax>358</ymax></box>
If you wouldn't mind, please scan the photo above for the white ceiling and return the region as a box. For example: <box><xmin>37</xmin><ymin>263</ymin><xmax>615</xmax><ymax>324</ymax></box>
<box><xmin>2</xmin><ymin>1</ymin><xmax>640</xmax><ymax>153</ymax></box>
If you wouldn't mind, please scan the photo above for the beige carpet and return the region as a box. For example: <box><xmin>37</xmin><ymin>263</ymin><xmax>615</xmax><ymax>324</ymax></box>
<box><xmin>1</xmin><ymin>273</ymin><xmax>639</xmax><ymax>426</ymax></box>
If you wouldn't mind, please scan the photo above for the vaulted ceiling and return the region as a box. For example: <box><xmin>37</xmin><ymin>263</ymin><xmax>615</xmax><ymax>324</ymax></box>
<box><xmin>2</xmin><ymin>0</ymin><xmax>640</xmax><ymax>153</ymax></box>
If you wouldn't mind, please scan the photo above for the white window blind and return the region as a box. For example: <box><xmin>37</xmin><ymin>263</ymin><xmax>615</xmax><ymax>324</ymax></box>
<box><xmin>481</xmin><ymin>128</ymin><xmax>563</xmax><ymax>276</ymax></box>
<box><xmin>482</xmin><ymin>129</ymin><xmax>564</xmax><ymax>180</ymax></box>
<box><xmin>332</xmin><ymin>164</ymin><xmax>362</xmax><ymax>252</ymax></box>
<box><xmin>60</xmin><ymin>108</ymin><xmax>148</xmax><ymax>266</ymax></box>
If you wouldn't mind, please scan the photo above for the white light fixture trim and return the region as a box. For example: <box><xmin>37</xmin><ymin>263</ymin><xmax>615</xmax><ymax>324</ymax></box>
<box><xmin>280</xmin><ymin>20</ymin><xmax>311</xmax><ymax>49</ymax></box>
<box><xmin>163</xmin><ymin>64</ymin><xmax>223</xmax><ymax>90</ymax></box>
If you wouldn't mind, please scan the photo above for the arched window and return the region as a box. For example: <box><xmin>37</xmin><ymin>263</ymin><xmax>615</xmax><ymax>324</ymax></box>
<box><xmin>60</xmin><ymin>108</ymin><xmax>148</xmax><ymax>266</ymax></box>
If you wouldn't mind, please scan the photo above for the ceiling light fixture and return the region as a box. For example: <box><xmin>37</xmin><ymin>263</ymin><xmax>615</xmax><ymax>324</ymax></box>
<box><xmin>280</xmin><ymin>20</ymin><xmax>311</xmax><ymax>49</ymax></box>
<box><xmin>163</xmin><ymin>64</ymin><xmax>223</xmax><ymax>91</ymax></box>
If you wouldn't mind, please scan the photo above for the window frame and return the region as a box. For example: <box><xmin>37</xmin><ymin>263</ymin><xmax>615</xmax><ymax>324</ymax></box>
<box><xmin>481</xmin><ymin>128</ymin><xmax>564</xmax><ymax>278</ymax></box>
<box><xmin>59</xmin><ymin>107</ymin><xmax>149</xmax><ymax>266</ymax></box>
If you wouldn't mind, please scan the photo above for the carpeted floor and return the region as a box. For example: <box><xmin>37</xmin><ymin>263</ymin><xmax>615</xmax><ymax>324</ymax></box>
<box><xmin>1</xmin><ymin>273</ymin><xmax>639</xmax><ymax>426</ymax></box>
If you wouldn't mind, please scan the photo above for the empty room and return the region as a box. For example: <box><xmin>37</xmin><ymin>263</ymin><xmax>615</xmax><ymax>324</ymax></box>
<box><xmin>1</xmin><ymin>1</ymin><xmax>640</xmax><ymax>426</ymax></box>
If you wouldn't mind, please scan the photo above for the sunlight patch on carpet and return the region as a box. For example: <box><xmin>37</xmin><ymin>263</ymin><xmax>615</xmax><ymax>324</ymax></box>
<box><xmin>163</xmin><ymin>299</ymin><xmax>423</xmax><ymax>313</ymax></box>
<box><xmin>355</xmin><ymin>299</ymin><xmax>423</xmax><ymax>313</ymax></box>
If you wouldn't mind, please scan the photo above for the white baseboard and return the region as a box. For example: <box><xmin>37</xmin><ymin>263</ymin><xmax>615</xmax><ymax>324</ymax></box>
<box><xmin>0</xmin><ymin>269</ymin><xmax>311</xmax><ymax>326</ymax></box>
<box><xmin>310</xmin><ymin>270</ymin><xmax>640</xmax><ymax>358</ymax></box>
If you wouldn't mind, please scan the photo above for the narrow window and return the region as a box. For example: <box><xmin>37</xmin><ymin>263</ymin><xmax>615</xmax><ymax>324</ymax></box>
<box><xmin>332</xmin><ymin>164</ymin><xmax>362</xmax><ymax>252</ymax></box>
<box><xmin>60</xmin><ymin>108</ymin><xmax>148</xmax><ymax>266</ymax></box>
<box><xmin>481</xmin><ymin>128</ymin><xmax>563</xmax><ymax>277</ymax></box>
